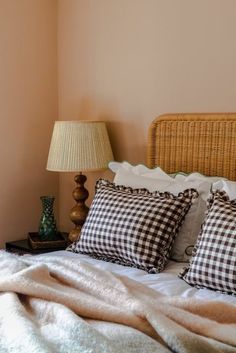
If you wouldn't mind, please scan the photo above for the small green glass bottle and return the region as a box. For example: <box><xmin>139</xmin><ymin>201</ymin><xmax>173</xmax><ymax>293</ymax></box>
<box><xmin>38</xmin><ymin>196</ymin><xmax>57</xmax><ymax>240</ymax></box>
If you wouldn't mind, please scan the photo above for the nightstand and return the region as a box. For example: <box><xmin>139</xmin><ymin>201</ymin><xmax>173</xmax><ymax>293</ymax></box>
<box><xmin>5</xmin><ymin>238</ymin><xmax>68</xmax><ymax>255</ymax></box>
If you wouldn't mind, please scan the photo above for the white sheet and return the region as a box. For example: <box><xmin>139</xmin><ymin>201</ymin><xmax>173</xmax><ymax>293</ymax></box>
<box><xmin>38</xmin><ymin>250</ymin><xmax>236</xmax><ymax>305</ymax></box>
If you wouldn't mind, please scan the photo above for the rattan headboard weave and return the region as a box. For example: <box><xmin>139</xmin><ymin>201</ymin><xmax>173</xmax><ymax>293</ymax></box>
<box><xmin>147</xmin><ymin>113</ymin><xmax>236</xmax><ymax>180</ymax></box>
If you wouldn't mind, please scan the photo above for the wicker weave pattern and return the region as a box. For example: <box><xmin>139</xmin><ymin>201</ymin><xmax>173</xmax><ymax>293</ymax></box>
<box><xmin>147</xmin><ymin>114</ymin><xmax>236</xmax><ymax>180</ymax></box>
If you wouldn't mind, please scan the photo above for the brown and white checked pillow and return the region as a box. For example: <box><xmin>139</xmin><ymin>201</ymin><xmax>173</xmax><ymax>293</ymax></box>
<box><xmin>180</xmin><ymin>190</ymin><xmax>236</xmax><ymax>295</ymax></box>
<box><xmin>69</xmin><ymin>179</ymin><xmax>198</xmax><ymax>273</ymax></box>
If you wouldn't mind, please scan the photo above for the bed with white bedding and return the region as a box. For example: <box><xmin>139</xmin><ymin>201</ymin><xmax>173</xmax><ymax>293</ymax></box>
<box><xmin>2</xmin><ymin>113</ymin><xmax>236</xmax><ymax>353</ymax></box>
<box><xmin>44</xmin><ymin>250</ymin><xmax>236</xmax><ymax>305</ymax></box>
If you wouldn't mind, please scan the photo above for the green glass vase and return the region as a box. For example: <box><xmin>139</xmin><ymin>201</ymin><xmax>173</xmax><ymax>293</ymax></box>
<box><xmin>38</xmin><ymin>196</ymin><xmax>57</xmax><ymax>241</ymax></box>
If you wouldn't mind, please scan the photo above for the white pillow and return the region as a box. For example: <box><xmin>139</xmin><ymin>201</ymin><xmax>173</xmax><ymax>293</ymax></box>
<box><xmin>109</xmin><ymin>161</ymin><xmax>173</xmax><ymax>181</ymax></box>
<box><xmin>175</xmin><ymin>172</ymin><xmax>227</xmax><ymax>197</ymax></box>
<box><xmin>113</xmin><ymin>168</ymin><xmax>172</xmax><ymax>191</ymax></box>
<box><xmin>110</xmin><ymin>162</ymin><xmax>211</xmax><ymax>262</ymax></box>
<box><xmin>212</xmin><ymin>180</ymin><xmax>236</xmax><ymax>200</ymax></box>
<box><xmin>114</xmin><ymin>167</ymin><xmax>209</xmax><ymax>196</ymax></box>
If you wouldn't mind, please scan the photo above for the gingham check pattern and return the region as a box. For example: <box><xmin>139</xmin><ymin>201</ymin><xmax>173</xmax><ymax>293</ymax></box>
<box><xmin>180</xmin><ymin>190</ymin><xmax>236</xmax><ymax>295</ymax></box>
<box><xmin>70</xmin><ymin>179</ymin><xmax>197</xmax><ymax>273</ymax></box>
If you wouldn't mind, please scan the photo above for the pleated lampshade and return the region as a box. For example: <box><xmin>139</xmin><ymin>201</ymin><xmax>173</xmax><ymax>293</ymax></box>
<box><xmin>46</xmin><ymin>121</ymin><xmax>114</xmax><ymax>172</ymax></box>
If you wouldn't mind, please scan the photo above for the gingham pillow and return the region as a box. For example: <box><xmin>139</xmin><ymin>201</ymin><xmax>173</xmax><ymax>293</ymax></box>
<box><xmin>180</xmin><ymin>190</ymin><xmax>236</xmax><ymax>295</ymax></box>
<box><xmin>69</xmin><ymin>179</ymin><xmax>198</xmax><ymax>273</ymax></box>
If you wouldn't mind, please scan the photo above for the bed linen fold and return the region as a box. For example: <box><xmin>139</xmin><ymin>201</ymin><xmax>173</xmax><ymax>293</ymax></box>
<box><xmin>0</xmin><ymin>251</ymin><xmax>235</xmax><ymax>353</ymax></box>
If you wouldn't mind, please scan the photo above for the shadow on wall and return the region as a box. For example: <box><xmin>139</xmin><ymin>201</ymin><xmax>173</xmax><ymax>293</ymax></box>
<box><xmin>104</xmin><ymin>119</ymin><xmax>147</xmax><ymax>164</ymax></box>
<box><xmin>76</xmin><ymin>97</ymin><xmax>147</xmax><ymax>164</ymax></box>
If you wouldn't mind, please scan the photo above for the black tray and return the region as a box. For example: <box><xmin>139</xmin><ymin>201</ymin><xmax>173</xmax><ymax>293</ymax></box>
<box><xmin>28</xmin><ymin>232</ymin><xmax>68</xmax><ymax>250</ymax></box>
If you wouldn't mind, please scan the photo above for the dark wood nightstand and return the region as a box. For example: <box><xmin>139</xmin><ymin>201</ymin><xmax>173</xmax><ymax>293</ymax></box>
<box><xmin>5</xmin><ymin>238</ymin><xmax>68</xmax><ymax>255</ymax></box>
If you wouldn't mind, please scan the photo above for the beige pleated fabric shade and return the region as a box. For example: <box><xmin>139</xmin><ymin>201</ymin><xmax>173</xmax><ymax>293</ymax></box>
<box><xmin>47</xmin><ymin>121</ymin><xmax>114</xmax><ymax>172</ymax></box>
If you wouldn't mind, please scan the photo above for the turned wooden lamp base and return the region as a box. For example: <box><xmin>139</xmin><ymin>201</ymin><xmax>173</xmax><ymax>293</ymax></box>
<box><xmin>69</xmin><ymin>173</ymin><xmax>89</xmax><ymax>243</ymax></box>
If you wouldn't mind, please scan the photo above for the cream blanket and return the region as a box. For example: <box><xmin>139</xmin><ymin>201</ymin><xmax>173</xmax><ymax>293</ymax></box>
<box><xmin>0</xmin><ymin>251</ymin><xmax>236</xmax><ymax>353</ymax></box>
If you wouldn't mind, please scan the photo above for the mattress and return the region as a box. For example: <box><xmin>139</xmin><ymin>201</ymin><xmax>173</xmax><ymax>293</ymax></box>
<box><xmin>39</xmin><ymin>250</ymin><xmax>236</xmax><ymax>305</ymax></box>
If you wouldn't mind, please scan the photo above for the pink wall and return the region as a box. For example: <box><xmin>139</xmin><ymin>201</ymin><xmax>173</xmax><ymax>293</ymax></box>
<box><xmin>0</xmin><ymin>0</ymin><xmax>58</xmax><ymax>246</ymax></box>
<box><xmin>57</xmin><ymin>0</ymin><xmax>236</xmax><ymax>232</ymax></box>
<box><xmin>2</xmin><ymin>1</ymin><xmax>236</xmax><ymax>238</ymax></box>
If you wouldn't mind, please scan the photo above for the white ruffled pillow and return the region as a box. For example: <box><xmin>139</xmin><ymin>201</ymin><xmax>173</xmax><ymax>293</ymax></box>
<box><xmin>212</xmin><ymin>180</ymin><xmax>236</xmax><ymax>200</ymax></box>
<box><xmin>109</xmin><ymin>161</ymin><xmax>173</xmax><ymax>181</ymax></box>
<box><xmin>113</xmin><ymin>168</ymin><xmax>173</xmax><ymax>192</ymax></box>
<box><xmin>175</xmin><ymin>172</ymin><xmax>227</xmax><ymax>191</ymax></box>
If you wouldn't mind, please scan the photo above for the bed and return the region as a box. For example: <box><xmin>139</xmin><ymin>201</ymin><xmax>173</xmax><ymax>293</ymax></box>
<box><xmin>1</xmin><ymin>113</ymin><xmax>236</xmax><ymax>353</ymax></box>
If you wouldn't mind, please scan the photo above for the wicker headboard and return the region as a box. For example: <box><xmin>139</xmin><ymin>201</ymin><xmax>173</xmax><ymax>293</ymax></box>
<box><xmin>147</xmin><ymin>113</ymin><xmax>236</xmax><ymax>180</ymax></box>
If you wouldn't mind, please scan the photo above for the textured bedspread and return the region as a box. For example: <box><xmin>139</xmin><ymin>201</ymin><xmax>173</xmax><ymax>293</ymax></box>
<box><xmin>0</xmin><ymin>251</ymin><xmax>235</xmax><ymax>353</ymax></box>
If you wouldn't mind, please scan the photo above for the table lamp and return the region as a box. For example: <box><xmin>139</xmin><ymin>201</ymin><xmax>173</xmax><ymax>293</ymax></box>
<box><xmin>46</xmin><ymin>120</ymin><xmax>114</xmax><ymax>242</ymax></box>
